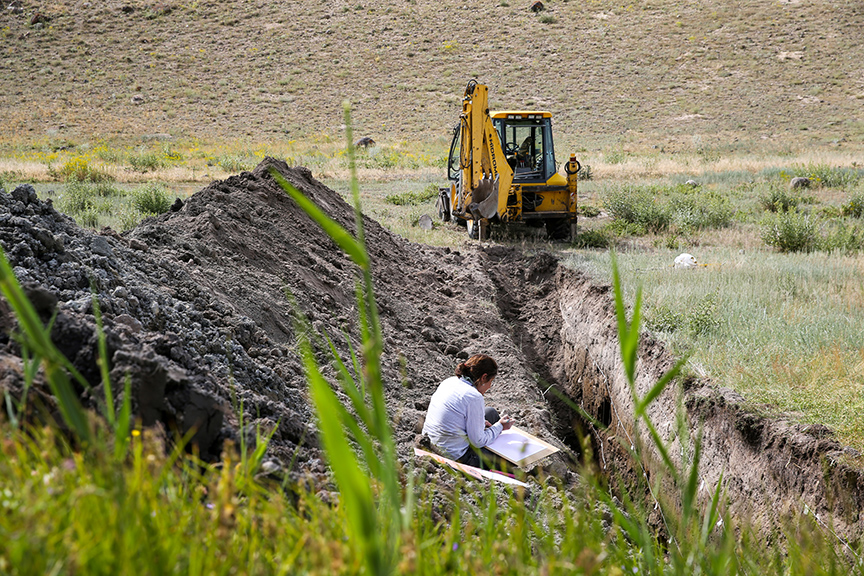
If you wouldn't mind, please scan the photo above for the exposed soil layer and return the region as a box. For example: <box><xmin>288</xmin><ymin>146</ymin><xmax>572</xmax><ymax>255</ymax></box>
<box><xmin>1</xmin><ymin>158</ymin><xmax>862</xmax><ymax>541</ymax></box>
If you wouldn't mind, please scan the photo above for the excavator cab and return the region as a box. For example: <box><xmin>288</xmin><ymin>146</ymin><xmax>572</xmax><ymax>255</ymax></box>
<box><xmin>493</xmin><ymin>113</ymin><xmax>556</xmax><ymax>183</ymax></box>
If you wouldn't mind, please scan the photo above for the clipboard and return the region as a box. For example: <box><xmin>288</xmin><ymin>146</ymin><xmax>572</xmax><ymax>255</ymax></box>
<box><xmin>484</xmin><ymin>426</ymin><xmax>560</xmax><ymax>468</ymax></box>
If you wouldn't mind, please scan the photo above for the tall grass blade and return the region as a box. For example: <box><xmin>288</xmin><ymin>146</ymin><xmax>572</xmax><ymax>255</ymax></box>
<box><xmin>303</xmin><ymin>337</ymin><xmax>383</xmax><ymax>574</ymax></box>
<box><xmin>114</xmin><ymin>375</ymin><xmax>133</xmax><ymax>461</ymax></box>
<box><xmin>90</xmin><ymin>288</ymin><xmax>115</xmax><ymax>426</ymax></box>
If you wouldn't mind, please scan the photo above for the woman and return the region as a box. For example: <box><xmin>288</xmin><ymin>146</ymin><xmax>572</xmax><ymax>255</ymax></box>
<box><xmin>422</xmin><ymin>354</ymin><xmax>513</xmax><ymax>468</ymax></box>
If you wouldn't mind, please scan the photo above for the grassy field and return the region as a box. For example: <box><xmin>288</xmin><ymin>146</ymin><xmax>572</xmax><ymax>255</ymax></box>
<box><xmin>3</xmin><ymin>0</ymin><xmax>864</xmax><ymax>568</ymax></box>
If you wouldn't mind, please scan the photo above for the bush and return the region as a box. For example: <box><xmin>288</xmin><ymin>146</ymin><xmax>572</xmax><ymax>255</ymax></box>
<box><xmin>760</xmin><ymin>212</ymin><xmax>818</xmax><ymax>253</ymax></box>
<box><xmin>670</xmin><ymin>190</ymin><xmax>734</xmax><ymax>231</ymax></box>
<box><xmin>133</xmin><ymin>183</ymin><xmax>173</xmax><ymax>214</ymax></box>
<box><xmin>603</xmin><ymin>186</ymin><xmax>671</xmax><ymax>234</ymax></box>
<box><xmin>647</xmin><ymin>303</ymin><xmax>684</xmax><ymax>333</ymax></box>
<box><xmin>579</xmin><ymin>204</ymin><xmax>601</xmax><ymax>217</ymax></box>
<box><xmin>841</xmin><ymin>191</ymin><xmax>864</xmax><ymax>218</ymax></box>
<box><xmin>56</xmin><ymin>180</ymin><xmax>99</xmax><ymax>214</ymax></box>
<box><xmin>128</xmin><ymin>149</ymin><xmax>165</xmax><ymax>172</ymax></box>
<box><xmin>384</xmin><ymin>184</ymin><xmax>438</xmax><ymax>206</ymax></box>
<box><xmin>758</xmin><ymin>184</ymin><xmax>803</xmax><ymax>213</ymax></box>
<box><xmin>647</xmin><ymin>293</ymin><xmax>720</xmax><ymax>337</ymax></box>
<box><xmin>578</xmin><ymin>163</ymin><xmax>592</xmax><ymax>181</ymax></box>
<box><xmin>58</xmin><ymin>156</ymin><xmax>109</xmax><ymax>182</ymax></box>
<box><xmin>573</xmin><ymin>227</ymin><xmax>612</xmax><ymax>248</ymax></box>
<box><xmin>217</xmin><ymin>155</ymin><xmax>256</xmax><ymax>173</ymax></box>
<box><xmin>820</xmin><ymin>221</ymin><xmax>864</xmax><ymax>254</ymax></box>
<box><xmin>688</xmin><ymin>292</ymin><xmax>720</xmax><ymax>336</ymax></box>
<box><xmin>55</xmin><ymin>180</ymin><xmax>115</xmax><ymax>228</ymax></box>
<box><xmin>789</xmin><ymin>163</ymin><xmax>862</xmax><ymax>189</ymax></box>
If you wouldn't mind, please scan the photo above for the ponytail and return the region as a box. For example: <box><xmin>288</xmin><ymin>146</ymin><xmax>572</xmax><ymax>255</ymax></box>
<box><xmin>455</xmin><ymin>354</ymin><xmax>498</xmax><ymax>384</ymax></box>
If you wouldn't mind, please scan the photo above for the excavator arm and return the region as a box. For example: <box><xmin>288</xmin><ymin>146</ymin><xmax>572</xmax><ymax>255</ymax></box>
<box><xmin>453</xmin><ymin>81</ymin><xmax>514</xmax><ymax>223</ymax></box>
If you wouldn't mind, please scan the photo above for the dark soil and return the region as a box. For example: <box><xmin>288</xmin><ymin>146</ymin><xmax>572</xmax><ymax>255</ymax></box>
<box><xmin>2</xmin><ymin>158</ymin><xmax>863</xmax><ymax>542</ymax></box>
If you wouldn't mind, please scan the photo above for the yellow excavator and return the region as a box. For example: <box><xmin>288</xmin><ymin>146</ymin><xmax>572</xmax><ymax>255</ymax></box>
<box><xmin>437</xmin><ymin>80</ymin><xmax>581</xmax><ymax>240</ymax></box>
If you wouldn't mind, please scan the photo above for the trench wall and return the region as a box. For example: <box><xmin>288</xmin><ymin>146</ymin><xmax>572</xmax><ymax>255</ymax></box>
<box><xmin>552</xmin><ymin>267</ymin><xmax>864</xmax><ymax>545</ymax></box>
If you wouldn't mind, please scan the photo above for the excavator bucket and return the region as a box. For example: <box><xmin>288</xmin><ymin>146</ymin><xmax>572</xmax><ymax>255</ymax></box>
<box><xmin>467</xmin><ymin>175</ymin><xmax>500</xmax><ymax>220</ymax></box>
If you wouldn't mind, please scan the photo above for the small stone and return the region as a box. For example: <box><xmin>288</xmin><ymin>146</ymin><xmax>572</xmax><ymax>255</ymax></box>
<box><xmin>417</xmin><ymin>214</ymin><xmax>433</xmax><ymax>230</ymax></box>
<box><xmin>790</xmin><ymin>176</ymin><xmax>811</xmax><ymax>189</ymax></box>
<box><xmin>129</xmin><ymin>238</ymin><xmax>148</xmax><ymax>251</ymax></box>
<box><xmin>90</xmin><ymin>236</ymin><xmax>114</xmax><ymax>257</ymax></box>
<box><xmin>114</xmin><ymin>313</ymin><xmax>143</xmax><ymax>333</ymax></box>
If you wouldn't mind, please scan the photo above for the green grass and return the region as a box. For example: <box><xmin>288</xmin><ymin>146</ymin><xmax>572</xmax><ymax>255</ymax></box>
<box><xmin>53</xmin><ymin>180</ymin><xmax>178</xmax><ymax>231</ymax></box>
<box><xmin>566</xmin><ymin>247</ymin><xmax>864</xmax><ymax>451</ymax></box>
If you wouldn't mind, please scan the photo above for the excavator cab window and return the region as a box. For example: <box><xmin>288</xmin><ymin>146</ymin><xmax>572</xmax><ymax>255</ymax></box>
<box><xmin>493</xmin><ymin>117</ymin><xmax>556</xmax><ymax>183</ymax></box>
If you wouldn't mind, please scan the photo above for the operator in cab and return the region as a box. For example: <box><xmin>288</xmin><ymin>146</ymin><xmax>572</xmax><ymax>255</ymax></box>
<box><xmin>422</xmin><ymin>354</ymin><xmax>513</xmax><ymax>469</ymax></box>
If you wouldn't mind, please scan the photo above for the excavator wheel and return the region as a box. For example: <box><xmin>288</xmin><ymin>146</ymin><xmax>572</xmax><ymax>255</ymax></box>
<box><xmin>545</xmin><ymin>218</ymin><xmax>572</xmax><ymax>241</ymax></box>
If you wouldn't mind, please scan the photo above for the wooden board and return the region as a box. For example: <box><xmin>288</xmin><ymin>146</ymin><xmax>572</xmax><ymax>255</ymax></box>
<box><xmin>484</xmin><ymin>426</ymin><xmax>560</xmax><ymax>468</ymax></box>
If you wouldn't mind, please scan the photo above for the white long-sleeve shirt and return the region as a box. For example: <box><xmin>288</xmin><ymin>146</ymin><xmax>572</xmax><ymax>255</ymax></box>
<box><xmin>422</xmin><ymin>376</ymin><xmax>504</xmax><ymax>460</ymax></box>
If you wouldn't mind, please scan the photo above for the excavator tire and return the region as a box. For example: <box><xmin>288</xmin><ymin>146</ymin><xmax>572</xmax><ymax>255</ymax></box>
<box><xmin>545</xmin><ymin>218</ymin><xmax>572</xmax><ymax>241</ymax></box>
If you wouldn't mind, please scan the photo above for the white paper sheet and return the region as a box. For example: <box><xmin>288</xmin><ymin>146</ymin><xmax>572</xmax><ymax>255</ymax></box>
<box><xmin>486</xmin><ymin>428</ymin><xmax>547</xmax><ymax>462</ymax></box>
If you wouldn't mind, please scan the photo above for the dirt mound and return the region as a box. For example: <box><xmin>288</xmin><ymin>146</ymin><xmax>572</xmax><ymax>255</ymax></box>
<box><xmin>0</xmin><ymin>159</ymin><xmax>571</xmax><ymax>477</ymax></box>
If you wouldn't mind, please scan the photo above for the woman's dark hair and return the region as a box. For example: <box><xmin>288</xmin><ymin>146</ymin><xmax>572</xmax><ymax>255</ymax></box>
<box><xmin>455</xmin><ymin>354</ymin><xmax>498</xmax><ymax>384</ymax></box>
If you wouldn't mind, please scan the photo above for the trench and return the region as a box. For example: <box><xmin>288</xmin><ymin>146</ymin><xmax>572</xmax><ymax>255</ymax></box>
<box><xmin>486</xmin><ymin>250</ymin><xmax>864</xmax><ymax>544</ymax></box>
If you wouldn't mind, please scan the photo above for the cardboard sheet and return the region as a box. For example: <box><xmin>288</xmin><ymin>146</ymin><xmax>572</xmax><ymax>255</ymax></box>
<box><xmin>485</xmin><ymin>426</ymin><xmax>560</xmax><ymax>467</ymax></box>
<box><xmin>414</xmin><ymin>448</ymin><xmax>529</xmax><ymax>487</ymax></box>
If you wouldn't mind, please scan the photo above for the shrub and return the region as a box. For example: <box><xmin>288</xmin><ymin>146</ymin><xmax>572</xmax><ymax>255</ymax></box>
<box><xmin>790</xmin><ymin>163</ymin><xmax>861</xmax><ymax>189</ymax></box>
<box><xmin>133</xmin><ymin>183</ymin><xmax>173</xmax><ymax>214</ymax></box>
<box><xmin>670</xmin><ymin>190</ymin><xmax>734</xmax><ymax>231</ymax></box>
<box><xmin>760</xmin><ymin>212</ymin><xmax>818</xmax><ymax>253</ymax></box>
<box><xmin>56</xmin><ymin>180</ymin><xmax>99</xmax><ymax>214</ymax></box>
<box><xmin>647</xmin><ymin>303</ymin><xmax>684</xmax><ymax>333</ymax></box>
<box><xmin>758</xmin><ymin>184</ymin><xmax>803</xmax><ymax>213</ymax></box>
<box><xmin>573</xmin><ymin>227</ymin><xmax>612</xmax><ymax>248</ymax></box>
<box><xmin>820</xmin><ymin>221</ymin><xmax>864</xmax><ymax>254</ymax></box>
<box><xmin>603</xmin><ymin>186</ymin><xmax>671</xmax><ymax>234</ymax></box>
<box><xmin>578</xmin><ymin>163</ymin><xmax>593</xmax><ymax>181</ymax></box>
<box><xmin>128</xmin><ymin>149</ymin><xmax>165</xmax><ymax>172</ymax></box>
<box><xmin>688</xmin><ymin>292</ymin><xmax>720</xmax><ymax>336</ymax></box>
<box><xmin>841</xmin><ymin>191</ymin><xmax>864</xmax><ymax>218</ymax></box>
<box><xmin>217</xmin><ymin>155</ymin><xmax>256</xmax><ymax>173</ymax></box>
<box><xmin>579</xmin><ymin>204</ymin><xmax>601</xmax><ymax>217</ymax></box>
<box><xmin>58</xmin><ymin>156</ymin><xmax>109</xmax><ymax>182</ymax></box>
<box><xmin>384</xmin><ymin>184</ymin><xmax>438</xmax><ymax>206</ymax></box>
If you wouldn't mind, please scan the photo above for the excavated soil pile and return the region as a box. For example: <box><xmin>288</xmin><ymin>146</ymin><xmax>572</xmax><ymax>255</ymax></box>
<box><xmin>2</xmin><ymin>158</ymin><xmax>864</xmax><ymax>542</ymax></box>
<box><xmin>0</xmin><ymin>158</ymin><xmax>572</xmax><ymax>478</ymax></box>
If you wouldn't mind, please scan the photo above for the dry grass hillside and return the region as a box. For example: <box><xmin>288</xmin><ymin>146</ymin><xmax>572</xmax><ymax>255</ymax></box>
<box><xmin>2</xmin><ymin>0</ymin><xmax>864</xmax><ymax>154</ymax></box>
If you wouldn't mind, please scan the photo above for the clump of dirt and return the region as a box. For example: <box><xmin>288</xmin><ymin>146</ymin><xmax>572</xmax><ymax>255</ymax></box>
<box><xmin>2</xmin><ymin>158</ymin><xmax>863</xmax><ymax>543</ymax></box>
